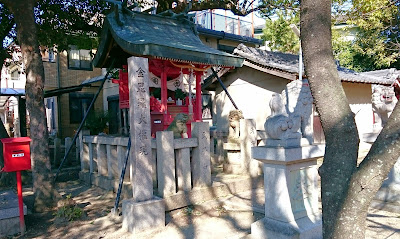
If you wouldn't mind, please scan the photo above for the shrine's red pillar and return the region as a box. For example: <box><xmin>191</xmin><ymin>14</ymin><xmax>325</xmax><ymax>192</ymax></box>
<box><xmin>195</xmin><ymin>71</ymin><xmax>202</xmax><ymax>122</ymax></box>
<box><xmin>161</xmin><ymin>70</ymin><xmax>167</xmax><ymax>114</ymax></box>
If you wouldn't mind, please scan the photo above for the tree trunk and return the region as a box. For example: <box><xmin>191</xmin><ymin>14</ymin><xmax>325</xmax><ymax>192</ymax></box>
<box><xmin>4</xmin><ymin>0</ymin><xmax>59</xmax><ymax>212</ymax></box>
<box><xmin>0</xmin><ymin>53</ymin><xmax>14</xmax><ymax>187</ymax></box>
<box><xmin>0</xmin><ymin>117</ymin><xmax>13</xmax><ymax>187</ymax></box>
<box><xmin>300</xmin><ymin>0</ymin><xmax>400</xmax><ymax>238</ymax></box>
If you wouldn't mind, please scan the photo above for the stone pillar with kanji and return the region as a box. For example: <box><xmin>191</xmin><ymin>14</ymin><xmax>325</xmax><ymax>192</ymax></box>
<box><xmin>122</xmin><ymin>56</ymin><xmax>165</xmax><ymax>234</ymax></box>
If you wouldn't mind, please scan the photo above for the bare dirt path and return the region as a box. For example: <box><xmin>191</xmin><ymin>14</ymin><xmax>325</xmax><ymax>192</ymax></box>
<box><xmin>2</xmin><ymin>178</ymin><xmax>398</xmax><ymax>239</ymax></box>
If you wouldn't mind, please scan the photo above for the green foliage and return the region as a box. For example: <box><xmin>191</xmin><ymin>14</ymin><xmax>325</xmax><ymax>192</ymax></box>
<box><xmin>54</xmin><ymin>205</ymin><xmax>83</xmax><ymax>221</ymax></box>
<box><xmin>174</xmin><ymin>88</ymin><xmax>186</xmax><ymax>99</ymax></box>
<box><xmin>85</xmin><ymin>111</ymin><xmax>110</xmax><ymax>135</ymax></box>
<box><xmin>35</xmin><ymin>0</ymin><xmax>112</xmax><ymax>51</ymax></box>
<box><xmin>261</xmin><ymin>0</ymin><xmax>400</xmax><ymax>71</ymax></box>
<box><xmin>54</xmin><ymin>194</ymin><xmax>83</xmax><ymax>221</ymax></box>
<box><xmin>262</xmin><ymin>10</ymin><xmax>300</xmax><ymax>54</ymax></box>
<box><xmin>345</xmin><ymin>0</ymin><xmax>400</xmax><ymax>70</ymax></box>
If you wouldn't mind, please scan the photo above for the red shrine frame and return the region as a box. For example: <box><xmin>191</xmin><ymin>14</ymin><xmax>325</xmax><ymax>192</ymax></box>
<box><xmin>112</xmin><ymin>58</ymin><xmax>213</xmax><ymax>138</ymax></box>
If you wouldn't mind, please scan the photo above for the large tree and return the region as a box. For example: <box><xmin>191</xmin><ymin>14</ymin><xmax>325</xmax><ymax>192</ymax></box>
<box><xmin>301</xmin><ymin>0</ymin><xmax>400</xmax><ymax>238</ymax></box>
<box><xmin>0</xmin><ymin>0</ymin><xmax>109</xmax><ymax>211</ymax></box>
<box><xmin>0</xmin><ymin>4</ymin><xmax>14</xmax><ymax>186</ymax></box>
<box><xmin>261</xmin><ymin>10</ymin><xmax>300</xmax><ymax>54</ymax></box>
<box><xmin>1</xmin><ymin>0</ymin><xmax>60</xmax><ymax>212</ymax></box>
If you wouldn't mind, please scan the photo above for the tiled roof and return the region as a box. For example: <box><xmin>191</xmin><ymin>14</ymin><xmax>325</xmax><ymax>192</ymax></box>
<box><xmin>233</xmin><ymin>44</ymin><xmax>395</xmax><ymax>85</ymax></box>
<box><xmin>359</xmin><ymin>69</ymin><xmax>399</xmax><ymax>85</ymax></box>
<box><xmin>93</xmin><ymin>10</ymin><xmax>244</xmax><ymax>69</ymax></box>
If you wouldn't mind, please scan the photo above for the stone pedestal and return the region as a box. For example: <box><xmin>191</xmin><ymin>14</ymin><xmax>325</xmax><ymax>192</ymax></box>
<box><xmin>223</xmin><ymin>119</ymin><xmax>261</xmax><ymax>176</ymax></box>
<box><xmin>0</xmin><ymin>191</ymin><xmax>27</xmax><ymax>237</ymax></box>
<box><xmin>122</xmin><ymin>196</ymin><xmax>165</xmax><ymax>234</ymax></box>
<box><xmin>251</xmin><ymin>144</ymin><xmax>325</xmax><ymax>239</ymax></box>
<box><xmin>223</xmin><ymin>142</ymin><xmax>241</xmax><ymax>174</ymax></box>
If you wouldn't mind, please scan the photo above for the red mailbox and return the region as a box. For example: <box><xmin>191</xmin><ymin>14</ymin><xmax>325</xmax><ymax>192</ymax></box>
<box><xmin>1</xmin><ymin>137</ymin><xmax>31</xmax><ymax>172</ymax></box>
<box><xmin>1</xmin><ymin>137</ymin><xmax>31</xmax><ymax>235</ymax></box>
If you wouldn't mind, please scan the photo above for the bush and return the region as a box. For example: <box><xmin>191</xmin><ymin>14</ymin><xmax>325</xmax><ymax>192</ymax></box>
<box><xmin>54</xmin><ymin>194</ymin><xmax>83</xmax><ymax>221</ymax></box>
<box><xmin>85</xmin><ymin>111</ymin><xmax>109</xmax><ymax>135</ymax></box>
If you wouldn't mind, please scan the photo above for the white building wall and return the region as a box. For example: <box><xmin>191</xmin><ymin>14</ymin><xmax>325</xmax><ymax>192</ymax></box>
<box><xmin>214</xmin><ymin>66</ymin><xmax>290</xmax><ymax>132</ymax></box>
<box><xmin>102</xmin><ymin>78</ymin><xmax>119</xmax><ymax>112</ymax></box>
<box><xmin>214</xmin><ymin>68</ymin><xmax>374</xmax><ymax>136</ymax></box>
<box><xmin>342</xmin><ymin>82</ymin><xmax>374</xmax><ymax>134</ymax></box>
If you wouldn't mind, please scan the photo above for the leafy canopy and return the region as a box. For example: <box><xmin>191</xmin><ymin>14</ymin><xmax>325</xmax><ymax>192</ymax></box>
<box><xmin>261</xmin><ymin>0</ymin><xmax>400</xmax><ymax>71</ymax></box>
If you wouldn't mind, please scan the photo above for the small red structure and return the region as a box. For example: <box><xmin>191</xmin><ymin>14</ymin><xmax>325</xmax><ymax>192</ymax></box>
<box><xmin>1</xmin><ymin>137</ymin><xmax>31</xmax><ymax>172</ymax></box>
<box><xmin>111</xmin><ymin>65</ymin><xmax>129</xmax><ymax>109</ymax></box>
<box><xmin>112</xmin><ymin>60</ymin><xmax>209</xmax><ymax>137</ymax></box>
<box><xmin>1</xmin><ymin>137</ymin><xmax>31</xmax><ymax>235</ymax></box>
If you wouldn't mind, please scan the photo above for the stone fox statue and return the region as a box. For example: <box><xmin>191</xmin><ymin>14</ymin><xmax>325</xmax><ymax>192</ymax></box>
<box><xmin>228</xmin><ymin>110</ymin><xmax>244</xmax><ymax>143</ymax></box>
<box><xmin>167</xmin><ymin>113</ymin><xmax>189</xmax><ymax>138</ymax></box>
<box><xmin>372</xmin><ymin>85</ymin><xmax>398</xmax><ymax>129</ymax></box>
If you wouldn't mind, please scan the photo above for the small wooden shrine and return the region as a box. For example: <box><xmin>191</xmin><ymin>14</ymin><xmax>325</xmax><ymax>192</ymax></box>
<box><xmin>93</xmin><ymin>9</ymin><xmax>243</xmax><ymax>137</ymax></box>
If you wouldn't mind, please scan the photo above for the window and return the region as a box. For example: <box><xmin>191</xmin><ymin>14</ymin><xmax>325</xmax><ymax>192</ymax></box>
<box><xmin>41</xmin><ymin>47</ymin><xmax>56</xmax><ymax>63</ymax></box>
<box><xmin>68</xmin><ymin>48</ymin><xmax>92</xmax><ymax>70</ymax></box>
<box><xmin>11</xmin><ymin>70</ymin><xmax>20</xmax><ymax>81</ymax></box>
<box><xmin>48</xmin><ymin>49</ymin><xmax>55</xmax><ymax>62</ymax></box>
<box><xmin>69</xmin><ymin>93</ymin><xmax>94</xmax><ymax>124</ymax></box>
<box><xmin>107</xmin><ymin>95</ymin><xmax>130</xmax><ymax>135</ymax></box>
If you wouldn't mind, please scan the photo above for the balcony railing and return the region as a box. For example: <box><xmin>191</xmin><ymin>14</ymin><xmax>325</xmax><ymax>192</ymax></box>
<box><xmin>193</xmin><ymin>10</ymin><xmax>254</xmax><ymax>37</ymax></box>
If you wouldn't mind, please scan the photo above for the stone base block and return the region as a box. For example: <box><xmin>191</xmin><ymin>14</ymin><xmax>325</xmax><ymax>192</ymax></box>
<box><xmin>79</xmin><ymin>171</ymin><xmax>91</xmax><ymax>184</ymax></box>
<box><xmin>223</xmin><ymin>143</ymin><xmax>241</xmax><ymax>150</ymax></box>
<box><xmin>79</xmin><ymin>171</ymin><xmax>115</xmax><ymax>191</ymax></box>
<box><xmin>224</xmin><ymin>151</ymin><xmax>242</xmax><ymax>174</ymax></box>
<box><xmin>0</xmin><ymin>190</ymin><xmax>27</xmax><ymax>237</ymax></box>
<box><xmin>263</xmin><ymin>138</ymin><xmax>311</xmax><ymax>148</ymax></box>
<box><xmin>0</xmin><ymin>217</ymin><xmax>20</xmax><ymax>237</ymax></box>
<box><xmin>122</xmin><ymin>196</ymin><xmax>165</xmax><ymax>234</ymax></box>
<box><xmin>223</xmin><ymin>163</ymin><xmax>242</xmax><ymax>174</ymax></box>
<box><xmin>251</xmin><ymin>217</ymin><xmax>322</xmax><ymax>239</ymax></box>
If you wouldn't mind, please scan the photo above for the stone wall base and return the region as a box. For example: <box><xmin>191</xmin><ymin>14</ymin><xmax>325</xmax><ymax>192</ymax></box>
<box><xmin>0</xmin><ymin>217</ymin><xmax>21</xmax><ymax>237</ymax></box>
<box><xmin>79</xmin><ymin>171</ymin><xmax>263</xmax><ymax>211</ymax></box>
<box><xmin>251</xmin><ymin>217</ymin><xmax>322</xmax><ymax>239</ymax></box>
<box><xmin>122</xmin><ymin>196</ymin><xmax>165</xmax><ymax>234</ymax></box>
<box><xmin>0</xmin><ymin>190</ymin><xmax>27</xmax><ymax>237</ymax></box>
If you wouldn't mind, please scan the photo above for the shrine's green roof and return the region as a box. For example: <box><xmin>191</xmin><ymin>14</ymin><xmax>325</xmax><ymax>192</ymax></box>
<box><xmin>93</xmin><ymin>10</ymin><xmax>244</xmax><ymax>68</ymax></box>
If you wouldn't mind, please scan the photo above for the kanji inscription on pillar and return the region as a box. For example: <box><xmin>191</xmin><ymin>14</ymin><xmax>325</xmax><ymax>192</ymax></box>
<box><xmin>128</xmin><ymin>56</ymin><xmax>153</xmax><ymax>202</ymax></box>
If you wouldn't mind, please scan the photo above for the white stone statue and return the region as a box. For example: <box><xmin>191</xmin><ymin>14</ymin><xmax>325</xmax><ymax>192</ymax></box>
<box><xmin>265</xmin><ymin>93</ymin><xmax>301</xmax><ymax>140</ymax></box>
<box><xmin>265</xmin><ymin>80</ymin><xmax>314</xmax><ymax>144</ymax></box>
<box><xmin>372</xmin><ymin>85</ymin><xmax>398</xmax><ymax>130</ymax></box>
<box><xmin>227</xmin><ymin>110</ymin><xmax>244</xmax><ymax>143</ymax></box>
<box><xmin>281</xmin><ymin>80</ymin><xmax>314</xmax><ymax>143</ymax></box>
